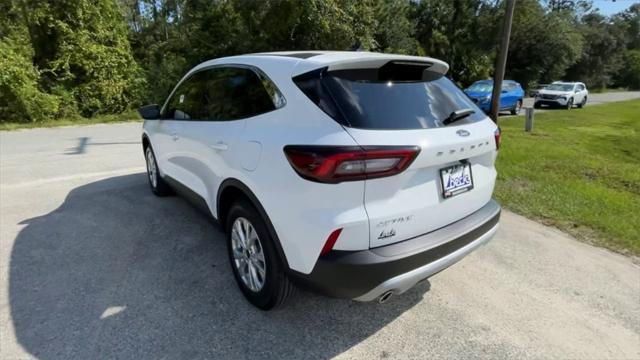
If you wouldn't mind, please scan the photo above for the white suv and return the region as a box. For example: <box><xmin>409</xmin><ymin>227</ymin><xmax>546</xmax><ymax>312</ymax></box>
<box><xmin>139</xmin><ymin>51</ymin><xmax>501</xmax><ymax>310</ymax></box>
<box><xmin>534</xmin><ymin>81</ymin><xmax>588</xmax><ymax>109</ymax></box>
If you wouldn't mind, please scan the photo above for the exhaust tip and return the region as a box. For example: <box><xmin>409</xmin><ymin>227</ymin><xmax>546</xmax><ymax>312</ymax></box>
<box><xmin>378</xmin><ymin>290</ymin><xmax>394</xmax><ymax>304</ymax></box>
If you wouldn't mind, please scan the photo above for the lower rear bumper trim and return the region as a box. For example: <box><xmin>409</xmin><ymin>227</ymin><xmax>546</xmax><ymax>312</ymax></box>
<box><xmin>355</xmin><ymin>222</ymin><xmax>498</xmax><ymax>301</ymax></box>
<box><xmin>288</xmin><ymin>199</ymin><xmax>501</xmax><ymax>300</ymax></box>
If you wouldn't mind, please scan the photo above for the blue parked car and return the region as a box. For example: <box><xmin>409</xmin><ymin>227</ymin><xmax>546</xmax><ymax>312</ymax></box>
<box><xmin>464</xmin><ymin>80</ymin><xmax>524</xmax><ymax>115</ymax></box>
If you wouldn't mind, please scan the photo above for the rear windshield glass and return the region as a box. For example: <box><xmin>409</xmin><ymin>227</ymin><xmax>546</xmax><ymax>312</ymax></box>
<box><xmin>294</xmin><ymin>66</ymin><xmax>486</xmax><ymax>130</ymax></box>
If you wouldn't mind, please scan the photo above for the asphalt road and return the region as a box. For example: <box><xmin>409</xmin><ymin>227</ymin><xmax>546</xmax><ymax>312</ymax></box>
<box><xmin>1</xmin><ymin>121</ymin><xmax>639</xmax><ymax>359</ymax></box>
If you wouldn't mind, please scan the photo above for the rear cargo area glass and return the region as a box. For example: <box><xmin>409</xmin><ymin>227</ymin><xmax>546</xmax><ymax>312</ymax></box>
<box><xmin>293</xmin><ymin>66</ymin><xmax>485</xmax><ymax>130</ymax></box>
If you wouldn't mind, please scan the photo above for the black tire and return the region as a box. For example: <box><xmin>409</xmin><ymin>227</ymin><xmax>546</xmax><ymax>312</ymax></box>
<box><xmin>144</xmin><ymin>145</ymin><xmax>172</xmax><ymax>196</ymax></box>
<box><xmin>577</xmin><ymin>96</ymin><xmax>586</xmax><ymax>108</ymax></box>
<box><xmin>511</xmin><ymin>99</ymin><xmax>523</xmax><ymax>115</ymax></box>
<box><xmin>566</xmin><ymin>97</ymin><xmax>573</xmax><ymax>110</ymax></box>
<box><xmin>226</xmin><ymin>200</ymin><xmax>295</xmax><ymax>310</ymax></box>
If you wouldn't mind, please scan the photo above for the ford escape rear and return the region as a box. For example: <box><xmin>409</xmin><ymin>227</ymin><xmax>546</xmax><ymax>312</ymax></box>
<box><xmin>139</xmin><ymin>51</ymin><xmax>501</xmax><ymax>310</ymax></box>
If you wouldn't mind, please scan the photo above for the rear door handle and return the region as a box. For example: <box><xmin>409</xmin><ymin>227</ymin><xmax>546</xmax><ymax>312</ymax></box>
<box><xmin>171</xmin><ymin>132</ymin><xmax>179</xmax><ymax>141</ymax></box>
<box><xmin>209</xmin><ymin>141</ymin><xmax>228</xmax><ymax>151</ymax></box>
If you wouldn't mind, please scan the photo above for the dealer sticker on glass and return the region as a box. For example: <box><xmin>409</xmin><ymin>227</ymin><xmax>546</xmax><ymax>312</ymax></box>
<box><xmin>440</xmin><ymin>162</ymin><xmax>474</xmax><ymax>198</ymax></box>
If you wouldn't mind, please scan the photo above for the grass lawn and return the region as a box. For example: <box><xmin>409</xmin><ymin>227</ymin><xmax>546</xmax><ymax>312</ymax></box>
<box><xmin>0</xmin><ymin>110</ymin><xmax>141</xmax><ymax>131</ymax></box>
<box><xmin>495</xmin><ymin>99</ymin><xmax>640</xmax><ymax>256</ymax></box>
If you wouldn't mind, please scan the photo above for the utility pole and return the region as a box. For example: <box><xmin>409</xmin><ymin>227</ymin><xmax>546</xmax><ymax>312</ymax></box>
<box><xmin>490</xmin><ymin>0</ymin><xmax>516</xmax><ymax>123</ymax></box>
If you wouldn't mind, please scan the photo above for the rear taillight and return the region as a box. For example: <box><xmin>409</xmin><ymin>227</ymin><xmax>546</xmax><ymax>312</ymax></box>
<box><xmin>283</xmin><ymin>145</ymin><xmax>420</xmax><ymax>183</ymax></box>
<box><xmin>494</xmin><ymin>127</ymin><xmax>501</xmax><ymax>150</ymax></box>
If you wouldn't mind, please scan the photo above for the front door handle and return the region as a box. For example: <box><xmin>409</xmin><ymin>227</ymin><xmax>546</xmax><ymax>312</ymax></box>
<box><xmin>171</xmin><ymin>132</ymin><xmax>179</xmax><ymax>141</ymax></box>
<box><xmin>209</xmin><ymin>141</ymin><xmax>228</xmax><ymax>151</ymax></box>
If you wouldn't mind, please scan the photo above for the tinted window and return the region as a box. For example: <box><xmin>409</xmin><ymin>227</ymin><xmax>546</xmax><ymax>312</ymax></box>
<box><xmin>295</xmin><ymin>67</ymin><xmax>486</xmax><ymax>130</ymax></box>
<box><xmin>163</xmin><ymin>67</ymin><xmax>281</xmax><ymax>121</ymax></box>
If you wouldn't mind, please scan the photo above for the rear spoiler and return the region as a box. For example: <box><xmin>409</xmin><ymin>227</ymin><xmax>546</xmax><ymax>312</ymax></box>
<box><xmin>327</xmin><ymin>58</ymin><xmax>448</xmax><ymax>75</ymax></box>
<box><xmin>292</xmin><ymin>53</ymin><xmax>449</xmax><ymax>77</ymax></box>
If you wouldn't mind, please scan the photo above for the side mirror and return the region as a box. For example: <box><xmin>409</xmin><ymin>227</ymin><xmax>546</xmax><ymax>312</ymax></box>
<box><xmin>138</xmin><ymin>104</ymin><xmax>160</xmax><ymax>120</ymax></box>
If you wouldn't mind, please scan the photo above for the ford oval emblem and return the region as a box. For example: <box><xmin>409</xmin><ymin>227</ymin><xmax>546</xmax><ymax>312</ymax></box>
<box><xmin>456</xmin><ymin>129</ymin><xmax>470</xmax><ymax>137</ymax></box>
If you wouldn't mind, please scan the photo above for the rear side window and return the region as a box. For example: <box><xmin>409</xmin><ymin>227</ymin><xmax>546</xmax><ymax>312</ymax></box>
<box><xmin>293</xmin><ymin>64</ymin><xmax>485</xmax><ymax>130</ymax></box>
<box><xmin>163</xmin><ymin>67</ymin><xmax>283</xmax><ymax>121</ymax></box>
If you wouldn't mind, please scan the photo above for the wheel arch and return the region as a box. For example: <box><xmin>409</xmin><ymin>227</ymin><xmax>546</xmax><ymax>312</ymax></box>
<box><xmin>142</xmin><ymin>133</ymin><xmax>150</xmax><ymax>151</ymax></box>
<box><xmin>217</xmin><ymin>178</ymin><xmax>290</xmax><ymax>269</ymax></box>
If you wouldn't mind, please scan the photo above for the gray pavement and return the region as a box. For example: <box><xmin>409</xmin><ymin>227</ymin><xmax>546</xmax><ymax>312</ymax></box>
<box><xmin>503</xmin><ymin>91</ymin><xmax>640</xmax><ymax>117</ymax></box>
<box><xmin>1</xmin><ymin>122</ymin><xmax>639</xmax><ymax>359</ymax></box>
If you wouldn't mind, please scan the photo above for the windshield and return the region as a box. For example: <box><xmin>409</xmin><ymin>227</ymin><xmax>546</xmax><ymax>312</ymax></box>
<box><xmin>546</xmin><ymin>84</ymin><xmax>575</xmax><ymax>91</ymax></box>
<box><xmin>466</xmin><ymin>82</ymin><xmax>493</xmax><ymax>93</ymax></box>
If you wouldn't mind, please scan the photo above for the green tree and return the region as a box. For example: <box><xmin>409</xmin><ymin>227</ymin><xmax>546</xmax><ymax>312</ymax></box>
<box><xmin>4</xmin><ymin>0</ymin><xmax>639</xmax><ymax>122</ymax></box>
<box><xmin>506</xmin><ymin>0</ymin><xmax>583</xmax><ymax>87</ymax></box>
<box><xmin>0</xmin><ymin>0</ymin><xmax>59</xmax><ymax>122</ymax></box>
<box><xmin>545</xmin><ymin>0</ymin><xmax>592</xmax><ymax>15</ymax></box>
<box><xmin>371</xmin><ymin>0</ymin><xmax>420</xmax><ymax>54</ymax></box>
<box><xmin>613</xmin><ymin>3</ymin><xmax>640</xmax><ymax>50</ymax></box>
<box><xmin>615</xmin><ymin>50</ymin><xmax>640</xmax><ymax>89</ymax></box>
<box><xmin>565</xmin><ymin>13</ymin><xmax>626</xmax><ymax>88</ymax></box>
<box><xmin>128</xmin><ymin>0</ymin><xmax>380</xmax><ymax>104</ymax></box>
<box><xmin>123</xmin><ymin>0</ymin><xmax>188</xmax><ymax>104</ymax></box>
<box><xmin>232</xmin><ymin>0</ymin><xmax>376</xmax><ymax>53</ymax></box>
<box><xmin>20</xmin><ymin>0</ymin><xmax>145</xmax><ymax>117</ymax></box>
<box><xmin>412</xmin><ymin>0</ymin><xmax>495</xmax><ymax>86</ymax></box>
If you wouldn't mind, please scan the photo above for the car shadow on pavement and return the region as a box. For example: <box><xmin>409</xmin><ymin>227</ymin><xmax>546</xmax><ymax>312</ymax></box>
<box><xmin>9</xmin><ymin>173</ymin><xmax>429</xmax><ymax>359</ymax></box>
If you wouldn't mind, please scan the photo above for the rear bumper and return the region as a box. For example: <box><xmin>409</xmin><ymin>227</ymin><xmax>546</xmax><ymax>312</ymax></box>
<box><xmin>289</xmin><ymin>199</ymin><xmax>501</xmax><ymax>300</ymax></box>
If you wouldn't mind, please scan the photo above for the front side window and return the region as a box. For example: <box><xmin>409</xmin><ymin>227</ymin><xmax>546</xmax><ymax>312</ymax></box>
<box><xmin>162</xmin><ymin>67</ymin><xmax>283</xmax><ymax>121</ymax></box>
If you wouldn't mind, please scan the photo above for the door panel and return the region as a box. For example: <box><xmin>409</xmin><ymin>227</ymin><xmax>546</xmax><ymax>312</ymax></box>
<box><xmin>150</xmin><ymin>120</ymin><xmax>183</xmax><ymax>179</ymax></box>
<box><xmin>159</xmin><ymin>65</ymin><xmax>283</xmax><ymax>213</ymax></box>
<box><xmin>500</xmin><ymin>84</ymin><xmax>516</xmax><ymax>109</ymax></box>
<box><xmin>178</xmin><ymin>120</ymin><xmax>245</xmax><ymax>205</ymax></box>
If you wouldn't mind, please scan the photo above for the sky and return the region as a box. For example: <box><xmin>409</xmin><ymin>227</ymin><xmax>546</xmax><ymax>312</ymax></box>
<box><xmin>591</xmin><ymin>0</ymin><xmax>639</xmax><ymax>16</ymax></box>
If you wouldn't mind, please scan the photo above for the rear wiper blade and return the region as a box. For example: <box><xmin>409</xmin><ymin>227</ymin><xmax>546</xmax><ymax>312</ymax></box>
<box><xmin>442</xmin><ymin>108</ymin><xmax>475</xmax><ymax>126</ymax></box>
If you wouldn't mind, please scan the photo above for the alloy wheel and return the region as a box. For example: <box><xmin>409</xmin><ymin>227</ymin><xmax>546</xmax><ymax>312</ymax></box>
<box><xmin>146</xmin><ymin>148</ymin><xmax>158</xmax><ymax>188</ymax></box>
<box><xmin>231</xmin><ymin>217</ymin><xmax>266</xmax><ymax>292</ymax></box>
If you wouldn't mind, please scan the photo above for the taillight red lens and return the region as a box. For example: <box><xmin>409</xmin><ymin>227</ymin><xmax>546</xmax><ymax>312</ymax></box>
<box><xmin>494</xmin><ymin>127</ymin><xmax>501</xmax><ymax>150</ymax></box>
<box><xmin>284</xmin><ymin>145</ymin><xmax>420</xmax><ymax>183</ymax></box>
